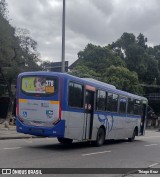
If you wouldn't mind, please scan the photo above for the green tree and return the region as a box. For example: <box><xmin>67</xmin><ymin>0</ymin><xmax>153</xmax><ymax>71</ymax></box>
<box><xmin>111</xmin><ymin>32</ymin><xmax>151</xmax><ymax>82</ymax></box>
<box><xmin>69</xmin><ymin>65</ymin><xmax>101</xmax><ymax>79</ymax></box>
<box><xmin>137</xmin><ymin>33</ymin><xmax>147</xmax><ymax>49</ymax></box>
<box><xmin>77</xmin><ymin>43</ymin><xmax>125</xmax><ymax>74</ymax></box>
<box><xmin>0</xmin><ymin>0</ymin><xmax>7</xmax><ymax>18</ymax></box>
<box><xmin>0</xmin><ymin>9</ymin><xmax>18</xmax><ymax>96</ymax></box>
<box><xmin>111</xmin><ymin>32</ymin><xmax>136</xmax><ymax>57</ymax></box>
<box><xmin>0</xmin><ymin>0</ymin><xmax>41</xmax><ymax>117</ymax></box>
<box><xmin>72</xmin><ymin>32</ymin><xmax>160</xmax><ymax>95</ymax></box>
<box><xmin>71</xmin><ymin>41</ymin><xmax>145</xmax><ymax>94</ymax></box>
<box><xmin>40</xmin><ymin>60</ymin><xmax>52</xmax><ymax>71</ymax></box>
<box><xmin>144</xmin><ymin>57</ymin><xmax>159</xmax><ymax>84</ymax></box>
<box><xmin>103</xmin><ymin>65</ymin><xmax>143</xmax><ymax>94</ymax></box>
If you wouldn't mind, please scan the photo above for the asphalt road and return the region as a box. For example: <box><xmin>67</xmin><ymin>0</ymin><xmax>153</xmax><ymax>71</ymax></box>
<box><xmin>0</xmin><ymin>130</ymin><xmax>160</xmax><ymax>177</ymax></box>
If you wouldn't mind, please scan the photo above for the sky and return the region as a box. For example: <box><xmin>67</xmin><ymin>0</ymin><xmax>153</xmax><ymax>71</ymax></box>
<box><xmin>6</xmin><ymin>0</ymin><xmax>160</xmax><ymax>65</ymax></box>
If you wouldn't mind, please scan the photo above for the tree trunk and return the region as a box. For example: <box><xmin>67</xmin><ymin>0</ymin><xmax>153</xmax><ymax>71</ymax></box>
<box><xmin>6</xmin><ymin>78</ymin><xmax>14</xmax><ymax>123</ymax></box>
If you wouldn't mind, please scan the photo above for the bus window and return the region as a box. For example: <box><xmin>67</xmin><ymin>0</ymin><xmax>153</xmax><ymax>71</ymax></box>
<box><xmin>133</xmin><ymin>99</ymin><xmax>142</xmax><ymax>115</ymax></box>
<box><xmin>107</xmin><ymin>93</ymin><xmax>118</xmax><ymax>112</ymax></box>
<box><xmin>134</xmin><ymin>105</ymin><xmax>142</xmax><ymax>115</ymax></box>
<box><xmin>96</xmin><ymin>90</ymin><xmax>106</xmax><ymax>111</ymax></box>
<box><xmin>68</xmin><ymin>82</ymin><xmax>83</xmax><ymax>108</ymax></box>
<box><xmin>21</xmin><ymin>76</ymin><xmax>57</xmax><ymax>96</ymax></box>
<box><xmin>119</xmin><ymin>97</ymin><xmax>127</xmax><ymax>114</ymax></box>
<box><xmin>127</xmin><ymin>98</ymin><xmax>134</xmax><ymax>114</ymax></box>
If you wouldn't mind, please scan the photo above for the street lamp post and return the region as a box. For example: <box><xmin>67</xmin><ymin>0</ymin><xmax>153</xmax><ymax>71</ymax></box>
<box><xmin>61</xmin><ymin>0</ymin><xmax>65</xmax><ymax>73</ymax></box>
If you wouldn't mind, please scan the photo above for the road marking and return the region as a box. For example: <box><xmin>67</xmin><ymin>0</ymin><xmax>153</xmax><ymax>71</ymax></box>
<box><xmin>148</xmin><ymin>163</ymin><xmax>159</xmax><ymax>168</ymax></box>
<box><xmin>144</xmin><ymin>144</ymin><xmax>158</xmax><ymax>147</ymax></box>
<box><xmin>82</xmin><ymin>150</ymin><xmax>111</xmax><ymax>156</ymax></box>
<box><xmin>3</xmin><ymin>147</ymin><xmax>22</xmax><ymax>150</ymax></box>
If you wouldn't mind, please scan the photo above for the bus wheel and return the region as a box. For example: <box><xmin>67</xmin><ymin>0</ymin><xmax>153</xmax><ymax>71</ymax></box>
<box><xmin>95</xmin><ymin>128</ymin><xmax>105</xmax><ymax>146</ymax></box>
<box><xmin>57</xmin><ymin>137</ymin><xmax>73</xmax><ymax>144</ymax></box>
<box><xmin>128</xmin><ymin>129</ymin><xmax>136</xmax><ymax>142</ymax></box>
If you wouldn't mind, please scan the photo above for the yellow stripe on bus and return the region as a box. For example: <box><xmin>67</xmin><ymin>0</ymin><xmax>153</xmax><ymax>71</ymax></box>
<box><xmin>19</xmin><ymin>99</ymin><xmax>27</xmax><ymax>103</ymax></box>
<box><xmin>50</xmin><ymin>101</ymin><xmax>59</xmax><ymax>104</ymax></box>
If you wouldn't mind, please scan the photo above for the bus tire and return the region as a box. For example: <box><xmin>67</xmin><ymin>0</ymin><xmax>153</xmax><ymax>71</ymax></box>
<box><xmin>57</xmin><ymin>137</ymin><xmax>73</xmax><ymax>144</ymax></box>
<box><xmin>95</xmin><ymin>127</ymin><xmax>105</xmax><ymax>146</ymax></box>
<box><xmin>128</xmin><ymin>129</ymin><xmax>136</xmax><ymax>142</ymax></box>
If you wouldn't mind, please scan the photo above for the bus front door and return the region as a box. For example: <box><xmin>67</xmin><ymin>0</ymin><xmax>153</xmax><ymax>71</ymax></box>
<box><xmin>83</xmin><ymin>90</ymin><xmax>94</xmax><ymax>140</ymax></box>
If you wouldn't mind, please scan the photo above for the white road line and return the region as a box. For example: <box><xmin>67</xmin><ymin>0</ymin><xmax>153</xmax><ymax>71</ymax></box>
<box><xmin>3</xmin><ymin>147</ymin><xmax>22</xmax><ymax>150</ymax></box>
<box><xmin>148</xmin><ymin>163</ymin><xmax>159</xmax><ymax>168</ymax></box>
<box><xmin>82</xmin><ymin>150</ymin><xmax>111</xmax><ymax>156</ymax></box>
<box><xmin>144</xmin><ymin>144</ymin><xmax>158</xmax><ymax>147</ymax></box>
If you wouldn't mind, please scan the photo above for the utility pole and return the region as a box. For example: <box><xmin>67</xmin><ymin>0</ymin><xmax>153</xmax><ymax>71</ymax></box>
<box><xmin>61</xmin><ymin>0</ymin><xmax>65</xmax><ymax>72</ymax></box>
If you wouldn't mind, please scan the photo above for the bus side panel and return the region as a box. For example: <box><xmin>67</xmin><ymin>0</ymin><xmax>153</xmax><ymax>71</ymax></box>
<box><xmin>61</xmin><ymin>78</ymin><xmax>87</xmax><ymax>141</ymax></box>
<box><xmin>92</xmin><ymin>112</ymin><xmax>120</xmax><ymax>140</ymax></box>
<box><xmin>62</xmin><ymin>111</ymin><xmax>86</xmax><ymax>140</ymax></box>
<box><xmin>92</xmin><ymin>113</ymin><xmax>142</xmax><ymax>140</ymax></box>
<box><xmin>91</xmin><ymin>113</ymin><xmax>103</xmax><ymax>141</ymax></box>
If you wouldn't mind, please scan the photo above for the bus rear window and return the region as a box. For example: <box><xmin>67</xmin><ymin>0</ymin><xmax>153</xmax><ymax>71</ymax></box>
<box><xmin>21</xmin><ymin>76</ymin><xmax>57</xmax><ymax>95</ymax></box>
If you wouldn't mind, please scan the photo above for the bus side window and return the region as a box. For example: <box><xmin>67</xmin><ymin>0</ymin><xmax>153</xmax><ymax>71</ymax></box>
<box><xmin>68</xmin><ymin>82</ymin><xmax>84</xmax><ymax>108</ymax></box>
<box><xmin>119</xmin><ymin>97</ymin><xmax>127</xmax><ymax>114</ymax></box>
<box><xmin>96</xmin><ymin>90</ymin><xmax>106</xmax><ymax>111</ymax></box>
<box><xmin>107</xmin><ymin>93</ymin><xmax>118</xmax><ymax>112</ymax></box>
<box><xmin>133</xmin><ymin>99</ymin><xmax>142</xmax><ymax>115</ymax></box>
<box><xmin>127</xmin><ymin>98</ymin><xmax>134</xmax><ymax>114</ymax></box>
<box><xmin>107</xmin><ymin>93</ymin><xmax>113</xmax><ymax>112</ymax></box>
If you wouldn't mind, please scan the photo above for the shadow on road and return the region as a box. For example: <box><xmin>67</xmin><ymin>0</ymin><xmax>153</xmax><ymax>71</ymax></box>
<box><xmin>27</xmin><ymin>139</ymin><xmax>141</xmax><ymax>152</ymax></box>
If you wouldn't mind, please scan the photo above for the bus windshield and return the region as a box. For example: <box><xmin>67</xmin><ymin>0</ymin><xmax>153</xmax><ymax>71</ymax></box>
<box><xmin>21</xmin><ymin>76</ymin><xmax>57</xmax><ymax>95</ymax></box>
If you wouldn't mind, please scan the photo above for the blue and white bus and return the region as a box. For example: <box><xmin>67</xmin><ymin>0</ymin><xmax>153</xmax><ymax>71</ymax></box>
<box><xmin>16</xmin><ymin>72</ymin><xmax>148</xmax><ymax>146</ymax></box>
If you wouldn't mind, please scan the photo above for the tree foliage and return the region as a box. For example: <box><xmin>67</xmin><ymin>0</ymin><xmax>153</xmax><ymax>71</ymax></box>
<box><xmin>0</xmin><ymin>0</ymin><xmax>41</xmax><ymax>97</ymax></box>
<box><xmin>103</xmin><ymin>65</ymin><xmax>143</xmax><ymax>94</ymax></box>
<box><xmin>72</xmin><ymin>32</ymin><xmax>160</xmax><ymax>95</ymax></box>
<box><xmin>69</xmin><ymin>65</ymin><xmax>101</xmax><ymax>79</ymax></box>
<box><xmin>0</xmin><ymin>0</ymin><xmax>8</xmax><ymax>18</ymax></box>
<box><xmin>111</xmin><ymin>32</ymin><xmax>160</xmax><ymax>85</ymax></box>
<box><xmin>77</xmin><ymin>44</ymin><xmax>125</xmax><ymax>74</ymax></box>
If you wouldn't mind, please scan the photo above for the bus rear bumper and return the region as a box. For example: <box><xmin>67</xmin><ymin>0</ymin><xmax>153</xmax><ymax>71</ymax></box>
<box><xmin>16</xmin><ymin>118</ymin><xmax>65</xmax><ymax>138</ymax></box>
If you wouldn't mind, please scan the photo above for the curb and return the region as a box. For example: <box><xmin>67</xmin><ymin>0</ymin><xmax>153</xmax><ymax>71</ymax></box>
<box><xmin>0</xmin><ymin>136</ymin><xmax>34</xmax><ymax>140</ymax></box>
<box><xmin>0</xmin><ymin>135</ymin><xmax>44</xmax><ymax>140</ymax></box>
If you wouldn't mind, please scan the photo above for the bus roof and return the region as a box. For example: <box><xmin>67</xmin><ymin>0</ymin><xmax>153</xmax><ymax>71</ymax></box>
<box><xmin>19</xmin><ymin>71</ymin><xmax>147</xmax><ymax>101</ymax></box>
<box><xmin>81</xmin><ymin>78</ymin><xmax>116</xmax><ymax>89</ymax></box>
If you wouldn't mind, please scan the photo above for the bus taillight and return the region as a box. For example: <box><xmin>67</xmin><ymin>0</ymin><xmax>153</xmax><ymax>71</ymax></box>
<box><xmin>16</xmin><ymin>104</ymin><xmax>19</xmax><ymax>116</ymax></box>
<box><xmin>59</xmin><ymin>103</ymin><xmax>62</xmax><ymax>119</ymax></box>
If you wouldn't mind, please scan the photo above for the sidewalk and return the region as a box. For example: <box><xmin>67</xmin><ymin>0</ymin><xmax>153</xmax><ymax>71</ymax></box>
<box><xmin>0</xmin><ymin>123</ymin><xmax>36</xmax><ymax>140</ymax></box>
